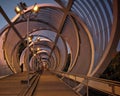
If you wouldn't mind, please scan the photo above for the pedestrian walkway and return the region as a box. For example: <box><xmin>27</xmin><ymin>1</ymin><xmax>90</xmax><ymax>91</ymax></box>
<box><xmin>0</xmin><ymin>72</ymin><xmax>28</xmax><ymax>96</ymax></box>
<box><xmin>0</xmin><ymin>71</ymin><xmax>79</xmax><ymax>96</ymax></box>
<box><xmin>0</xmin><ymin>72</ymin><xmax>38</xmax><ymax>96</ymax></box>
<box><xmin>33</xmin><ymin>71</ymin><xmax>79</xmax><ymax>96</ymax></box>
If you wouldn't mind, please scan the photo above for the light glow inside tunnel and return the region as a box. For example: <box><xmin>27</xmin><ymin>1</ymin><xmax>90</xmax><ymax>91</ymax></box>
<box><xmin>0</xmin><ymin>0</ymin><xmax>119</xmax><ymax>83</ymax></box>
<box><xmin>0</xmin><ymin>0</ymin><xmax>120</xmax><ymax>95</ymax></box>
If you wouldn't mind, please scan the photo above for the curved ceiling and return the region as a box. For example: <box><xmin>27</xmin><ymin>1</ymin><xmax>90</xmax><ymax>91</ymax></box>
<box><xmin>0</xmin><ymin>0</ymin><xmax>119</xmax><ymax>77</ymax></box>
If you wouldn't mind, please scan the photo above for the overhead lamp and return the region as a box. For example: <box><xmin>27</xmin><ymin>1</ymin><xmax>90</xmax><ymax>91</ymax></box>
<box><xmin>15</xmin><ymin>2</ymin><xmax>27</xmax><ymax>14</ymax></box>
<box><xmin>37</xmin><ymin>37</ymin><xmax>40</xmax><ymax>41</ymax></box>
<box><xmin>34</xmin><ymin>54</ymin><xmax>36</xmax><ymax>56</ymax></box>
<box><xmin>15</xmin><ymin>6</ymin><xmax>22</xmax><ymax>14</ymax></box>
<box><xmin>37</xmin><ymin>47</ymin><xmax>40</xmax><ymax>51</ymax></box>
<box><xmin>27</xmin><ymin>36</ymin><xmax>32</xmax><ymax>42</ymax></box>
<box><xmin>32</xmin><ymin>4</ymin><xmax>40</xmax><ymax>13</ymax></box>
<box><xmin>19</xmin><ymin>2</ymin><xmax>27</xmax><ymax>10</ymax></box>
<box><xmin>15</xmin><ymin>2</ymin><xmax>39</xmax><ymax>14</ymax></box>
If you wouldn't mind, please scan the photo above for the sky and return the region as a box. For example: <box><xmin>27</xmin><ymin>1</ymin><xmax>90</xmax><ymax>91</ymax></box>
<box><xmin>0</xmin><ymin>0</ymin><xmax>56</xmax><ymax>29</ymax></box>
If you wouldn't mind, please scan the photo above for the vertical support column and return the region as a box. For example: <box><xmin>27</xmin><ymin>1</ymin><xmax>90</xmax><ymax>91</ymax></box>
<box><xmin>86</xmin><ymin>77</ymin><xmax>89</xmax><ymax>96</ymax></box>
<box><xmin>27</xmin><ymin>16</ymin><xmax>30</xmax><ymax>86</ymax></box>
<box><xmin>48</xmin><ymin>1</ymin><xmax>73</xmax><ymax>59</ymax></box>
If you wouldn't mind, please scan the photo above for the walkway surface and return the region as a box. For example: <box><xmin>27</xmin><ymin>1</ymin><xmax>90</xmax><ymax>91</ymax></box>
<box><xmin>0</xmin><ymin>71</ymin><xmax>79</xmax><ymax>96</ymax></box>
<box><xmin>33</xmin><ymin>71</ymin><xmax>78</xmax><ymax>96</ymax></box>
<box><xmin>0</xmin><ymin>72</ymin><xmax>28</xmax><ymax>96</ymax></box>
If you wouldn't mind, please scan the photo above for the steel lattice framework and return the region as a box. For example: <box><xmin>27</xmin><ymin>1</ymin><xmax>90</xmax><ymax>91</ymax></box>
<box><xmin>0</xmin><ymin>0</ymin><xmax>120</xmax><ymax>95</ymax></box>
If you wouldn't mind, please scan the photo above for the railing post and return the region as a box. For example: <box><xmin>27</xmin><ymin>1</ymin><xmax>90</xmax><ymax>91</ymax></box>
<box><xmin>27</xmin><ymin>16</ymin><xmax>30</xmax><ymax>86</ymax></box>
<box><xmin>86</xmin><ymin>77</ymin><xmax>89</xmax><ymax>96</ymax></box>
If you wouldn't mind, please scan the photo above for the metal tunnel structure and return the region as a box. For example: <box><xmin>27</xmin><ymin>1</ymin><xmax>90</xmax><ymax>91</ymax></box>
<box><xmin>0</xmin><ymin>0</ymin><xmax>120</xmax><ymax>95</ymax></box>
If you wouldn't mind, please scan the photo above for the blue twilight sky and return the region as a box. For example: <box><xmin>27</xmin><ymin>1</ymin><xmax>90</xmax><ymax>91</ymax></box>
<box><xmin>0</xmin><ymin>0</ymin><xmax>56</xmax><ymax>29</ymax></box>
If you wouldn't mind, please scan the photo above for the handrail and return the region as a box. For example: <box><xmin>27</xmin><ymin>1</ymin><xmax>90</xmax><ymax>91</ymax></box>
<box><xmin>0</xmin><ymin>74</ymin><xmax>12</xmax><ymax>79</ymax></box>
<box><xmin>53</xmin><ymin>71</ymin><xmax>120</xmax><ymax>95</ymax></box>
<box><xmin>54</xmin><ymin>71</ymin><xmax>120</xmax><ymax>86</ymax></box>
<box><xmin>18</xmin><ymin>73</ymin><xmax>40</xmax><ymax>96</ymax></box>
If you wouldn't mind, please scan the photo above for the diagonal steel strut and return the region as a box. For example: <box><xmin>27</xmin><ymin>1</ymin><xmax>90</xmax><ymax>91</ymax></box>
<box><xmin>0</xmin><ymin>6</ymin><xmax>23</xmax><ymax>40</ymax></box>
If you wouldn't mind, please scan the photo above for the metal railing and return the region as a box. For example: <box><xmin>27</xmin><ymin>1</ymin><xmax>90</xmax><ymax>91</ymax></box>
<box><xmin>53</xmin><ymin>71</ymin><xmax>120</xmax><ymax>96</ymax></box>
<box><xmin>18</xmin><ymin>73</ymin><xmax>40</xmax><ymax>96</ymax></box>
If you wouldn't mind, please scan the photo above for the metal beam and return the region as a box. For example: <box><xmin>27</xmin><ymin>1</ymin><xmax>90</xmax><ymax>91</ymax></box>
<box><xmin>55</xmin><ymin>0</ymin><xmax>66</xmax><ymax>8</ymax></box>
<box><xmin>49</xmin><ymin>0</ymin><xmax>73</xmax><ymax>58</ymax></box>
<box><xmin>0</xmin><ymin>6</ymin><xmax>23</xmax><ymax>40</ymax></box>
